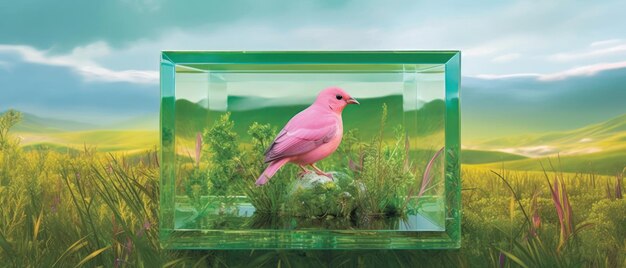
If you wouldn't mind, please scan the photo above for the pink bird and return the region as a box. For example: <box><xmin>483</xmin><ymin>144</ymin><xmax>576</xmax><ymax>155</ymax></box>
<box><xmin>255</xmin><ymin>87</ymin><xmax>359</xmax><ymax>185</ymax></box>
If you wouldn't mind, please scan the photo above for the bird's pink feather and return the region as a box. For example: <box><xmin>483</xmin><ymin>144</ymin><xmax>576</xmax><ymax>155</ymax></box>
<box><xmin>264</xmin><ymin>109</ymin><xmax>338</xmax><ymax>163</ymax></box>
<box><xmin>256</xmin><ymin>158</ymin><xmax>289</xmax><ymax>185</ymax></box>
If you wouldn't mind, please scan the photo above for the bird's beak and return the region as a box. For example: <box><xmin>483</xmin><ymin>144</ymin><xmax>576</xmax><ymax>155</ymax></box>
<box><xmin>347</xmin><ymin>97</ymin><xmax>360</xmax><ymax>105</ymax></box>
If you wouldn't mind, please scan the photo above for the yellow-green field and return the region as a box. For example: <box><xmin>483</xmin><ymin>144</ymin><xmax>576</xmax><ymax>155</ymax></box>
<box><xmin>1</xmin><ymin>142</ymin><xmax>624</xmax><ymax>266</ymax></box>
<box><xmin>16</xmin><ymin>130</ymin><xmax>158</xmax><ymax>154</ymax></box>
<box><xmin>2</xmin><ymin>110</ymin><xmax>625</xmax><ymax>267</ymax></box>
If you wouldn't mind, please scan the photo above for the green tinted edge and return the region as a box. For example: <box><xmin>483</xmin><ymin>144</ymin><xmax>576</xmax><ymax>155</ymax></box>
<box><xmin>444</xmin><ymin>52</ymin><xmax>461</xmax><ymax>248</ymax></box>
<box><xmin>160</xmin><ymin>53</ymin><xmax>176</xmax><ymax>248</ymax></box>
<box><xmin>159</xmin><ymin>50</ymin><xmax>462</xmax><ymax>249</ymax></box>
<box><xmin>162</xmin><ymin>51</ymin><xmax>458</xmax><ymax>65</ymax></box>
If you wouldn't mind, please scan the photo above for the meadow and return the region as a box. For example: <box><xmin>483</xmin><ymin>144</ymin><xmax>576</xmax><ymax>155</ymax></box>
<box><xmin>1</xmin><ymin>110</ymin><xmax>625</xmax><ymax>267</ymax></box>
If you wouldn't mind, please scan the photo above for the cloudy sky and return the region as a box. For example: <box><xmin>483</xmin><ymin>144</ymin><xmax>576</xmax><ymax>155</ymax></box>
<box><xmin>0</xmin><ymin>0</ymin><xmax>625</xmax><ymax>136</ymax></box>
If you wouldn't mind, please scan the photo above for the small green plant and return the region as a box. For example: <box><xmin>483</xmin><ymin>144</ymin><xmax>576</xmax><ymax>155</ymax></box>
<box><xmin>0</xmin><ymin>109</ymin><xmax>22</xmax><ymax>150</ymax></box>
<box><xmin>203</xmin><ymin>112</ymin><xmax>243</xmax><ymax>196</ymax></box>
<box><xmin>352</xmin><ymin>104</ymin><xmax>414</xmax><ymax>217</ymax></box>
<box><xmin>240</xmin><ymin>122</ymin><xmax>291</xmax><ymax>214</ymax></box>
<box><xmin>0</xmin><ymin>110</ymin><xmax>23</xmax><ymax>187</ymax></box>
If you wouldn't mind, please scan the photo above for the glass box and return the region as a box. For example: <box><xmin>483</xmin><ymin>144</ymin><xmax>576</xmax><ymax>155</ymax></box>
<box><xmin>160</xmin><ymin>51</ymin><xmax>461</xmax><ymax>249</ymax></box>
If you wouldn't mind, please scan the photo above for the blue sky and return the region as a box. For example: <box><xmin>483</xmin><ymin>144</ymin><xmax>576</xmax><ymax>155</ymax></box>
<box><xmin>0</xmin><ymin>0</ymin><xmax>625</xmax><ymax>136</ymax></box>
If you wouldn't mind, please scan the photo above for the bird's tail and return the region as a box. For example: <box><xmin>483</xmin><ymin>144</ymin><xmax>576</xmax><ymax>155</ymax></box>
<box><xmin>255</xmin><ymin>158</ymin><xmax>289</xmax><ymax>186</ymax></box>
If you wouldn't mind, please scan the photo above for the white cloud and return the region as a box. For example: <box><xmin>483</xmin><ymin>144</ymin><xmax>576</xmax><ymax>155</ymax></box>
<box><xmin>470</xmin><ymin>60</ymin><xmax>626</xmax><ymax>81</ymax></box>
<box><xmin>548</xmin><ymin>41</ymin><xmax>626</xmax><ymax>61</ymax></box>
<box><xmin>590</xmin><ymin>39</ymin><xmax>621</xmax><ymax>47</ymax></box>
<box><xmin>492</xmin><ymin>53</ymin><xmax>521</xmax><ymax>63</ymax></box>
<box><xmin>0</xmin><ymin>43</ymin><xmax>157</xmax><ymax>84</ymax></box>
<box><xmin>538</xmin><ymin>61</ymin><xmax>626</xmax><ymax>81</ymax></box>
<box><xmin>1</xmin><ymin>0</ymin><xmax>624</xmax><ymax>83</ymax></box>
<box><xmin>1</xmin><ymin>7</ymin><xmax>620</xmax><ymax>87</ymax></box>
<box><xmin>469</xmin><ymin>73</ymin><xmax>541</xmax><ymax>80</ymax></box>
<box><xmin>77</xmin><ymin>66</ymin><xmax>158</xmax><ymax>84</ymax></box>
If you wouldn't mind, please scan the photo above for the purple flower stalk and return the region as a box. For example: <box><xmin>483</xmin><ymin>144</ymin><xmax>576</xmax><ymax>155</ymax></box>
<box><xmin>417</xmin><ymin>147</ymin><xmax>444</xmax><ymax>199</ymax></box>
<box><xmin>616</xmin><ymin>174</ymin><xmax>623</xmax><ymax>199</ymax></box>
<box><xmin>529</xmin><ymin>192</ymin><xmax>541</xmax><ymax>237</ymax></box>
<box><xmin>195</xmin><ymin>132</ymin><xmax>202</xmax><ymax>166</ymax></box>
<box><xmin>549</xmin><ymin>176</ymin><xmax>574</xmax><ymax>252</ymax></box>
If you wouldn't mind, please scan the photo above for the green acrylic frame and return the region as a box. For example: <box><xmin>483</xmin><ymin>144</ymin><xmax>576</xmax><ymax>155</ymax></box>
<box><xmin>160</xmin><ymin>51</ymin><xmax>461</xmax><ymax>249</ymax></box>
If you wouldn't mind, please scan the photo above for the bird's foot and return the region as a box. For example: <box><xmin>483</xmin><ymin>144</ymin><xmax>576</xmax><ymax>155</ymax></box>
<box><xmin>310</xmin><ymin>164</ymin><xmax>334</xmax><ymax>180</ymax></box>
<box><xmin>297</xmin><ymin>165</ymin><xmax>313</xmax><ymax>178</ymax></box>
<box><xmin>297</xmin><ymin>169</ymin><xmax>313</xmax><ymax>178</ymax></box>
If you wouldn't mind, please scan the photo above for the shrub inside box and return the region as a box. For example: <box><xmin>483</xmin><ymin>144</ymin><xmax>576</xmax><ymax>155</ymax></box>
<box><xmin>160</xmin><ymin>51</ymin><xmax>461</xmax><ymax>249</ymax></box>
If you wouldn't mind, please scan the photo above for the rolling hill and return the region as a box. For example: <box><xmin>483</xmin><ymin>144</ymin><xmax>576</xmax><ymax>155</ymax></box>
<box><xmin>461</xmin><ymin>149</ymin><xmax>528</xmax><ymax>165</ymax></box>
<box><xmin>16</xmin><ymin>130</ymin><xmax>158</xmax><ymax>153</ymax></box>
<box><xmin>3</xmin><ymin>110</ymin><xmax>158</xmax><ymax>153</ymax></box>
<box><xmin>105</xmin><ymin>114</ymin><xmax>158</xmax><ymax>130</ymax></box>
<box><xmin>173</xmin><ymin>95</ymin><xmax>445</xmax><ymax>143</ymax></box>
<box><xmin>464</xmin><ymin>113</ymin><xmax>626</xmax><ymax>174</ymax></box>
<box><xmin>6</xmin><ymin>107</ymin><xmax>624</xmax><ymax>174</ymax></box>
<box><xmin>476</xmin><ymin>114</ymin><xmax>626</xmax><ymax>148</ymax></box>
<box><xmin>468</xmin><ymin>114</ymin><xmax>626</xmax><ymax>156</ymax></box>
<box><xmin>476</xmin><ymin>148</ymin><xmax>625</xmax><ymax>175</ymax></box>
<box><xmin>8</xmin><ymin>111</ymin><xmax>99</xmax><ymax>133</ymax></box>
<box><xmin>3</xmin><ymin>110</ymin><xmax>157</xmax><ymax>133</ymax></box>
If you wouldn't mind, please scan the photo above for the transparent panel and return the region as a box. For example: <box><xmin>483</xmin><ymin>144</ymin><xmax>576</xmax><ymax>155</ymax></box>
<box><xmin>160</xmin><ymin>51</ymin><xmax>460</xmax><ymax>249</ymax></box>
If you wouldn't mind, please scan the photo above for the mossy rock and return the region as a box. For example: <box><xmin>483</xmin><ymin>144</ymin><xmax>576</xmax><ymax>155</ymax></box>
<box><xmin>286</xmin><ymin>172</ymin><xmax>357</xmax><ymax>218</ymax></box>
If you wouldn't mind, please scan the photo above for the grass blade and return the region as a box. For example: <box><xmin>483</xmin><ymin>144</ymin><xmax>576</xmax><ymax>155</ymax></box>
<box><xmin>52</xmin><ymin>236</ymin><xmax>89</xmax><ymax>268</ymax></box>
<box><xmin>73</xmin><ymin>245</ymin><xmax>110</xmax><ymax>268</ymax></box>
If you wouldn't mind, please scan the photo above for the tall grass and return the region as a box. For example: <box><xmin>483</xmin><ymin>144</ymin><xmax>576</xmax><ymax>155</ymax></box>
<box><xmin>0</xmin><ymin>143</ymin><xmax>170</xmax><ymax>266</ymax></box>
<box><xmin>1</xmin><ymin>111</ymin><xmax>625</xmax><ymax>267</ymax></box>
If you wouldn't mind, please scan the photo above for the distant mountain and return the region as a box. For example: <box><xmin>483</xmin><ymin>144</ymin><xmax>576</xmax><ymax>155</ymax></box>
<box><xmin>174</xmin><ymin>95</ymin><xmax>445</xmax><ymax>142</ymax></box>
<box><xmin>464</xmin><ymin>114</ymin><xmax>626</xmax><ymax>174</ymax></box>
<box><xmin>3</xmin><ymin>111</ymin><xmax>99</xmax><ymax>133</ymax></box>
<box><xmin>462</xmin><ymin>67</ymin><xmax>626</xmax><ymax>141</ymax></box>
<box><xmin>1</xmin><ymin>110</ymin><xmax>160</xmax><ymax>132</ymax></box>
<box><xmin>107</xmin><ymin>114</ymin><xmax>158</xmax><ymax>130</ymax></box>
<box><xmin>226</xmin><ymin>95</ymin><xmax>303</xmax><ymax>111</ymax></box>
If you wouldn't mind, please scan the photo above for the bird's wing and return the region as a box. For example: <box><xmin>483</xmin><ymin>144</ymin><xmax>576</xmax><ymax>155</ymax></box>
<box><xmin>264</xmin><ymin>113</ymin><xmax>338</xmax><ymax>163</ymax></box>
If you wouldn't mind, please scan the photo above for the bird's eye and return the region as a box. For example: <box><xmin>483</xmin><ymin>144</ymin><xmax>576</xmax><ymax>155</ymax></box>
<box><xmin>336</xmin><ymin>95</ymin><xmax>343</xmax><ymax>100</ymax></box>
